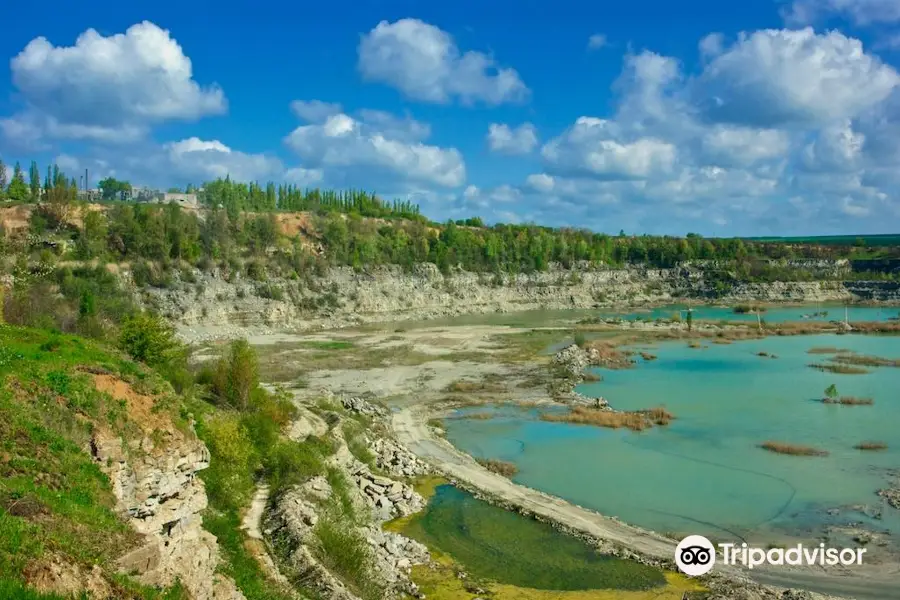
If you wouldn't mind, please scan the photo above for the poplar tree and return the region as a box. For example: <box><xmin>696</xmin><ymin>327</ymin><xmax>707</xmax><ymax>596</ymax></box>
<box><xmin>28</xmin><ymin>160</ymin><xmax>40</xmax><ymax>201</ymax></box>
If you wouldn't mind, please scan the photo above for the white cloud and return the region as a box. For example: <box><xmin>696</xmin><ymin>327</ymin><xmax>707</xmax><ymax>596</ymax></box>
<box><xmin>487</xmin><ymin>123</ymin><xmax>538</xmax><ymax>155</ymax></box>
<box><xmin>290</xmin><ymin>100</ymin><xmax>343</xmax><ymax>123</ymax></box>
<box><xmin>285</xmin><ymin>110</ymin><xmax>465</xmax><ymax>187</ymax></box>
<box><xmin>699</xmin><ymin>33</ymin><xmax>725</xmax><ymax>59</ymax></box>
<box><xmin>801</xmin><ymin>120</ymin><xmax>865</xmax><ymax>172</ymax></box>
<box><xmin>694</xmin><ymin>28</ymin><xmax>899</xmax><ymax>127</ymax></box>
<box><xmin>840</xmin><ymin>196</ymin><xmax>872</xmax><ymax>216</ymax></box>
<box><xmin>4</xmin><ymin>21</ymin><xmax>226</xmax><ymax>143</ymax></box>
<box><xmin>525</xmin><ymin>173</ymin><xmax>555</xmax><ymax>192</ymax></box>
<box><xmin>541</xmin><ymin>117</ymin><xmax>677</xmax><ymax>179</ymax></box>
<box><xmin>783</xmin><ymin>0</ymin><xmax>900</xmax><ymax>26</ymax></box>
<box><xmin>54</xmin><ymin>137</ymin><xmax>285</xmax><ymax>189</ymax></box>
<box><xmin>357</xmin><ymin>18</ymin><xmax>529</xmax><ymax>105</ymax></box>
<box><xmin>700</xmin><ymin>125</ymin><xmax>792</xmax><ymax>167</ymax></box>
<box><xmin>587</xmin><ymin>34</ymin><xmax>608</xmax><ymax>50</ymax></box>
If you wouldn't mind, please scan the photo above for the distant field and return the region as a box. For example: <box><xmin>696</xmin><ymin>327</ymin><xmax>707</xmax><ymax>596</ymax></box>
<box><xmin>745</xmin><ymin>234</ymin><xmax>900</xmax><ymax>246</ymax></box>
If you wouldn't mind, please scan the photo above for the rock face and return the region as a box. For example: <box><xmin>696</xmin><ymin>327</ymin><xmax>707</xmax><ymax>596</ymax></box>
<box><xmin>135</xmin><ymin>262</ymin><xmax>900</xmax><ymax>339</ymax></box>
<box><xmin>88</xmin><ymin>376</ymin><xmax>244</xmax><ymax>600</ymax></box>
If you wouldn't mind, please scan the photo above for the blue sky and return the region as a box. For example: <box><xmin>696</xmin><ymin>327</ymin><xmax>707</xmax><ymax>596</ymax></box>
<box><xmin>3</xmin><ymin>0</ymin><xmax>900</xmax><ymax>236</ymax></box>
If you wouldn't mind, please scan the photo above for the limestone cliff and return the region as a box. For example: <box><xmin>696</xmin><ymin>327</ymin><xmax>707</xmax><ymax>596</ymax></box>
<box><xmin>88</xmin><ymin>374</ymin><xmax>244</xmax><ymax>600</ymax></box>
<box><xmin>131</xmin><ymin>262</ymin><xmax>900</xmax><ymax>339</ymax></box>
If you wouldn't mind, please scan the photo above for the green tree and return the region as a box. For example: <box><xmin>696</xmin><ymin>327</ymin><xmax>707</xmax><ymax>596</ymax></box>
<box><xmin>210</xmin><ymin>339</ymin><xmax>259</xmax><ymax>411</ymax></box>
<box><xmin>28</xmin><ymin>160</ymin><xmax>40</xmax><ymax>202</ymax></box>
<box><xmin>7</xmin><ymin>162</ymin><xmax>28</xmax><ymax>202</ymax></box>
<box><xmin>119</xmin><ymin>312</ymin><xmax>182</xmax><ymax>368</ymax></box>
<box><xmin>824</xmin><ymin>384</ymin><xmax>838</xmax><ymax>399</ymax></box>
<box><xmin>98</xmin><ymin>177</ymin><xmax>132</xmax><ymax>201</ymax></box>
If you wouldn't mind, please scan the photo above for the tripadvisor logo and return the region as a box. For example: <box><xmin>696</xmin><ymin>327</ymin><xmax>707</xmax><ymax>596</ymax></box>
<box><xmin>675</xmin><ymin>535</ymin><xmax>716</xmax><ymax>576</ymax></box>
<box><xmin>674</xmin><ymin>535</ymin><xmax>867</xmax><ymax>576</ymax></box>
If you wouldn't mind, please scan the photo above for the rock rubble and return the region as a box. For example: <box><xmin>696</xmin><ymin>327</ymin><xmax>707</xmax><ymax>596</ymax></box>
<box><xmin>370</xmin><ymin>437</ymin><xmax>431</xmax><ymax>478</ymax></box>
<box><xmin>350</xmin><ymin>463</ymin><xmax>426</xmax><ymax>522</ymax></box>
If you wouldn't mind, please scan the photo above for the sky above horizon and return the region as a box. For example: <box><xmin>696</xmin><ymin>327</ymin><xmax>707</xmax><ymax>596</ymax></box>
<box><xmin>3</xmin><ymin>0</ymin><xmax>900</xmax><ymax>237</ymax></box>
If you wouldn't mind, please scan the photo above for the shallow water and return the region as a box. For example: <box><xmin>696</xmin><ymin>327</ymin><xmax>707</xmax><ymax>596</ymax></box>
<box><xmin>371</xmin><ymin>303</ymin><xmax>900</xmax><ymax>332</ymax></box>
<box><xmin>444</xmin><ymin>333</ymin><xmax>900</xmax><ymax>547</ymax></box>
<box><xmin>609</xmin><ymin>303</ymin><xmax>900</xmax><ymax>324</ymax></box>
<box><xmin>397</xmin><ymin>484</ymin><xmax>667</xmax><ymax>591</ymax></box>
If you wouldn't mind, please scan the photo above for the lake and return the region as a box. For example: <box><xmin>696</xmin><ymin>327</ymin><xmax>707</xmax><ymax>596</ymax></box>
<box><xmin>443</xmin><ymin>333</ymin><xmax>900</xmax><ymax>548</ymax></box>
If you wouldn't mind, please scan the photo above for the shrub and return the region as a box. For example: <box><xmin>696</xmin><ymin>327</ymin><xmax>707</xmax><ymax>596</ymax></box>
<box><xmin>573</xmin><ymin>330</ymin><xmax>586</xmax><ymax>348</ymax></box>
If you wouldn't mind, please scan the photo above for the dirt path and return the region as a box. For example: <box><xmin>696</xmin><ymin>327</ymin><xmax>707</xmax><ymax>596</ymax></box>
<box><xmin>393</xmin><ymin>406</ymin><xmax>900</xmax><ymax>600</ymax></box>
<box><xmin>240</xmin><ymin>485</ymin><xmax>291</xmax><ymax>588</ymax></box>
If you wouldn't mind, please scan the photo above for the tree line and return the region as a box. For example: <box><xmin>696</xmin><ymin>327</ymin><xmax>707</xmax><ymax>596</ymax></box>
<box><xmin>3</xmin><ymin>158</ymin><xmax>896</xmax><ymax>278</ymax></box>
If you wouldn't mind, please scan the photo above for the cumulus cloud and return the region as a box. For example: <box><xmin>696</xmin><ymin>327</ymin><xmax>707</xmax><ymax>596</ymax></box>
<box><xmin>290</xmin><ymin>100</ymin><xmax>343</xmax><ymax>123</ymax></box>
<box><xmin>4</xmin><ymin>21</ymin><xmax>226</xmax><ymax>143</ymax></box>
<box><xmin>700</xmin><ymin>125</ymin><xmax>792</xmax><ymax>167</ymax></box>
<box><xmin>487</xmin><ymin>123</ymin><xmax>538</xmax><ymax>155</ymax></box>
<box><xmin>481</xmin><ymin>25</ymin><xmax>900</xmax><ymax>234</ymax></box>
<box><xmin>357</xmin><ymin>18</ymin><xmax>529</xmax><ymax>105</ymax></box>
<box><xmin>541</xmin><ymin>117</ymin><xmax>678</xmax><ymax>179</ymax></box>
<box><xmin>285</xmin><ymin>109</ymin><xmax>465</xmax><ymax>187</ymax></box>
<box><xmin>587</xmin><ymin>34</ymin><xmax>608</xmax><ymax>50</ymax></box>
<box><xmin>694</xmin><ymin>28</ymin><xmax>899</xmax><ymax>127</ymax></box>
<box><xmin>782</xmin><ymin>0</ymin><xmax>900</xmax><ymax>26</ymax></box>
<box><xmin>54</xmin><ymin>137</ymin><xmax>286</xmax><ymax>189</ymax></box>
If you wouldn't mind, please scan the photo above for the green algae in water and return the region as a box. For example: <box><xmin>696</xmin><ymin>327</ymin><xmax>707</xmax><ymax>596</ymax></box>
<box><xmin>401</xmin><ymin>485</ymin><xmax>666</xmax><ymax>591</ymax></box>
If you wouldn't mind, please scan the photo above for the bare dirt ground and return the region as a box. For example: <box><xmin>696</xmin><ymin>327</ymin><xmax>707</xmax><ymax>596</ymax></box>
<box><xmin>247</xmin><ymin>321</ymin><xmax>900</xmax><ymax>600</ymax></box>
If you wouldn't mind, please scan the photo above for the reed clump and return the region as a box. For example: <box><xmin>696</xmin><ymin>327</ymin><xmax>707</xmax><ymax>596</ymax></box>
<box><xmin>808</xmin><ymin>363</ymin><xmax>871</xmax><ymax>375</ymax></box>
<box><xmin>734</xmin><ymin>304</ymin><xmax>767</xmax><ymax>314</ymax></box>
<box><xmin>822</xmin><ymin>396</ymin><xmax>874</xmax><ymax>406</ymax></box>
<box><xmin>854</xmin><ymin>441</ymin><xmax>888</xmax><ymax>451</ymax></box>
<box><xmin>759</xmin><ymin>441</ymin><xmax>829</xmax><ymax>457</ymax></box>
<box><xmin>639</xmin><ymin>351</ymin><xmax>658</xmax><ymax>361</ymax></box>
<box><xmin>475</xmin><ymin>458</ymin><xmax>519</xmax><ymax>477</ymax></box>
<box><xmin>807</xmin><ymin>347</ymin><xmax>849</xmax><ymax>355</ymax></box>
<box><xmin>640</xmin><ymin>406</ymin><xmax>675</xmax><ymax>426</ymax></box>
<box><xmin>541</xmin><ymin>406</ymin><xmax>674</xmax><ymax>431</ymax></box>
<box><xmin>830</xmin><ymin>354</ymin><xmax>900</xmax><ymax>368</ymax></box>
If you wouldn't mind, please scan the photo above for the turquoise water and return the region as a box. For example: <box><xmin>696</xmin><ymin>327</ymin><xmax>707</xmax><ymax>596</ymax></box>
<box><xmin>444</xmin><ymin>334</ymin><xmax>900</xmax><ymax>547</ymax></box>
<box><xmin>373</xmin><ymin>304</ymin><xmax>899</xmax><ymax>332</ymax></box>
<box><xmin>604</xmin><ymin>304</ymin><xmax>900</xmax><ymax>323</ymax></box>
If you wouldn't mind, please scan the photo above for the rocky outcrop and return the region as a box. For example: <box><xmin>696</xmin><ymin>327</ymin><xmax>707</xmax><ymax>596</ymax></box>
<box><xmin>134</xmin><ymin>262</ymin><xmax>900</xmax><ymax>340</ymax></box>
<box><xmin>349</xmin><ymin>462</ymin><xmax>426</xmax><ymax>522</ymax></box>
<box><xmin>370</xmin><ymin>437</ymin><xmax>430</xmax><ymax>478</ymax></box>
<box><xmin>88</xmin><ymin>376</ymin><xmax>244</xmax><ymax>600</ymax></box>
<box><xmin>340</xmin><ymin>395</ymin><xmax>389</xmax><ymax>419</ymax></box>
<box><xmin>265</xmin><ymin>473</ymin><xmax>428</xmax><ymax>600</ymax></box>
<box><xmin>877</xmin><ymin>486</ymin><xmax>900</xmax><ymax>509</ymax></box>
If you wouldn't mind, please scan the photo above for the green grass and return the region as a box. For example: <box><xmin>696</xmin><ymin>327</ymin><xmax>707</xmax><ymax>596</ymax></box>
<box><xmin>0</xmin><ymin>325</ymin><xmax>186</xmax><ymax>598</ymax></box>
<box><xmin>300</xmin><ymin>340</ymin><xmax>355</xmax><ymax>351</ymax></box>
<box><xmin>311</xmin><ymin>468</ymin><xmax>385</xmax><ymax>600</ymax></box>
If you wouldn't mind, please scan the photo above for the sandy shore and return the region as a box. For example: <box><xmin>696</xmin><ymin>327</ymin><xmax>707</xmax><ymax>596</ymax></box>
<box><xmin>242</xmin><ymin>320</ymin><xmax>900</xmax><ymax>600</ymax></box>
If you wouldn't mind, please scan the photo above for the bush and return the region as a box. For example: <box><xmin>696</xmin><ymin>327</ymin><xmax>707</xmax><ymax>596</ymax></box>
<box><xmin>206</xmin><ymin>339</ymin><xmax>259</xmax><ymax>410</ymax></box>
<box><xmin>573</xmin><ymin>330</ymin><xmax>586</xmax><ymax>348</ymax></box>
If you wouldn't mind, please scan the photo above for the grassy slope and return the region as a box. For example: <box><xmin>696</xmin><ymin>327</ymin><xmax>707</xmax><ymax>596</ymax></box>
<box><xmin>0</xmin><ymin>325</ymin><xmax>187</xmax><ymax>599</ymax></box>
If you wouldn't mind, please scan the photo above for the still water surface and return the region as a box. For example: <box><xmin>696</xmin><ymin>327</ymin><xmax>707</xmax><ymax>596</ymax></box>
<box><xmin>444</xmin><ymin>333</ymin><xmax>900</xmax><ymax>546</ymax></box>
